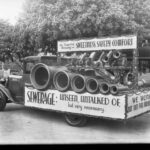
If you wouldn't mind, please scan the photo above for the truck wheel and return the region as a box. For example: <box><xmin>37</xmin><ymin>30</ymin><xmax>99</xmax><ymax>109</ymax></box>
<box><xmin>64</xmin><ymin>113</ymin><xmax>88</xmax><ymax>127</ymax></box>
<box><xmin>0</xmin><ymin>91</ymin><xmax>6</xmax><ymax>111</ymax></box>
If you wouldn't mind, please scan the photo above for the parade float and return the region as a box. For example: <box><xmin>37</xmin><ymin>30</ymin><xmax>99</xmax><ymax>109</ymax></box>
<box><xmin>1</xmin><ymin>35</ymin><xmax>150</xmax><ymax>126</ymax></box>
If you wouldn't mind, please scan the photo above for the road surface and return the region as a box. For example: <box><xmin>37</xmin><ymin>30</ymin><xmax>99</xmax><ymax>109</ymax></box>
<box><xmin>0</xmin><ymin>103</ymin><xmax>150</xmax><ymax>144</ymax></box>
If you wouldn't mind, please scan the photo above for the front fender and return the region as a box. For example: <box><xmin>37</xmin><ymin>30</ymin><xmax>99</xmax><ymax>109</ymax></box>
<box><xmin>0</xmin><ymin>84</ymin><xmax>15</xmax><ymax>102</ymax></box>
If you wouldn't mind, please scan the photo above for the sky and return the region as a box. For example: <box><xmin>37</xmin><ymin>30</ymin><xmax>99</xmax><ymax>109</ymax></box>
<box><xmin>0</xmin><ymin>0</ymin><xmax>25</xmax><ymax>25</ymax></box>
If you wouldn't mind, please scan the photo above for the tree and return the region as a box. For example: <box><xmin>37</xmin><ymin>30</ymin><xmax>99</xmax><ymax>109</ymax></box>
<box><xmin>12</xmin><ymin>0</ymin><xmax>150</xmax><ymax>56</ymax></box>
<box><xmin>0</xmin><ymin>19</ymin><xmax>14</xmax><ymax>62</ymax></box>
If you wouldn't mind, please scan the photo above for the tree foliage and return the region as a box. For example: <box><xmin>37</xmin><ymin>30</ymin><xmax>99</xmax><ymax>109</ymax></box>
<box><xmin>1</xmin><ymin>0</ymin><xmax>150</xmax><ymax>60</ymax></box>
<box><xmin>0</xmin><ymin>19</ymin><xmax>14</xmax><ymax>62</ymax></box>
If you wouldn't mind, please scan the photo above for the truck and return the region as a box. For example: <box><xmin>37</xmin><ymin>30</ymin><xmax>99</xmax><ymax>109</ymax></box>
<box><xmin>0</xmin><ymin>34</ymin><xmax>150</xmax><ymax>127</ymax></box>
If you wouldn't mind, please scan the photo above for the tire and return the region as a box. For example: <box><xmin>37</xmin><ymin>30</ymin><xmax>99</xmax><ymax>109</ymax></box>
<box><xmin>64</xmin><ymin>113</ymin><xmax>88</xmax><ymax>127</ymax></box>
<box><xmin>0</xmin><ymin>91</ymin><xmax>6</xmax><ymax>111</ymax></box>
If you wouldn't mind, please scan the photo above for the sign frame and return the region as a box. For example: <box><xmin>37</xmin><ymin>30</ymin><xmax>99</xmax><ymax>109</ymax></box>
<box><xmin>24</xmin><ymin>85</ymin><xmax>150</xmax><ymax>121</ymax></box>
<box><xmin>57</xmin><ymin>35</ymin><xmax>137</xmax><ymax>53</ymax></box>
<box><xmin>25</xmin><ymin>85</ymin><xmax>126</xmax><ymax>120</ymax></box>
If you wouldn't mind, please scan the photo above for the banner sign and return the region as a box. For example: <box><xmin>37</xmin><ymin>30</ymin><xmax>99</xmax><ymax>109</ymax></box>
<box><xmin>127</xmin><ymin>91</ymin><xmax>150</xmax><ymax>118</ymax></box>
<box><xmin>57</xmin><ymin>35</ymin><xmax>137</xmax><ymax>52</ymax></box>
<box><xmin>25</xmin><ymin>86</ymin><xmax>126</xmax><ymax>119</ymax></box>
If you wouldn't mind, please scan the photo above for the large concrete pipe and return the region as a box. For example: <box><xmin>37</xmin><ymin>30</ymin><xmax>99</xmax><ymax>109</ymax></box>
<box><xmin>102</xmin><ymin>51</ymin><xmax>113</xmax><ymax>63</ymax></box>
<box><xmin>112</xmin><ymin>50</ymin><xmax>121</xmax><ymax>59</ymax></box>
<box><xmin>98</xmin><ymin>80</ymin><xmax>110</xmax><ymax>94</ymax></box>
<box><xmin>30</xmin><ymin>63</ymin><xmax>53</xmax><ymax>90</ymax></box>
<box><xmin>30</xmin><ymin>63</ymin><xmax>67</xmax><ymax>90</ymax></box>
<box><xmin>123</xmin><ymin>72</ymin><xmax>134</xmax><ymax>86</ymax></box>
<box><xmin>98</xmin><ymin>68</ymin><xmax>116</xmax><ymax>81</ymax></box>
<box><xmin>93</xmin><ymin>51</ymin><xmax>105</xmax><ymax>67</ymax></box>
<box><xmin>85</xmin><ymin>77</ymin><xmax>99</xmax><ymax>94</ymax></box>
<box><xmin>110</xmin><ymin>84</ymin><xmax>129</xmax><ymax>95</ymax></box>
<box><xmin>71</xmin><ymin>74</ymin><xmax>86</xmax><ymax>93</ymax></box>
<box><xmin>53</xmin><ymin>71</ymin><xmax>71</xmax><ymax>92</ymax></box>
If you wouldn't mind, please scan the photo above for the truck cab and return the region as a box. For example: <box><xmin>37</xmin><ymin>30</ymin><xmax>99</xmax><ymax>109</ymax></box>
<box><xmin>5</xmin><ymin>55</ymin><xmax>71</xmax><ymax>104</ymax></box>
<box><xmin>6</xmin><ymin>55</ymin><xmax>57</xmax><ymax>104</ymax></box>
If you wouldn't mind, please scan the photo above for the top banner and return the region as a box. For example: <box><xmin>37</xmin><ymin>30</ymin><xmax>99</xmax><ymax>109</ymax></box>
<box><xmin>57</xmin><ymin>35</ymin><xmax>137</xmax><ymax>52</ymax></box>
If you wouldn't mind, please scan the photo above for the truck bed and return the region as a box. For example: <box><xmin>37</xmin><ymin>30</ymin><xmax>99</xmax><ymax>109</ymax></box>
<box><xmin>24</xmin><ymin>85</ymin><xmax>150</xmax><ymax>120</ymax></box>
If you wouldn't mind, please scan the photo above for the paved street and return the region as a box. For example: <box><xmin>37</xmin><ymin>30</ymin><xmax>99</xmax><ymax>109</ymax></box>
<box><xmin>0</xmin><ymin>103</ymin><xmax>150</xmax><ymax>144</ymax></box>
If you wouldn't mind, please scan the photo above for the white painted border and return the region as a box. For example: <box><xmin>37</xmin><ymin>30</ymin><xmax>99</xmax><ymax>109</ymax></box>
<box><xmin>25</xmin><ymin>86</ymin><xmax>126</xmax><ymax>119</ymax></box>
<box><xmin>127</xmin><ymin>91</ymin><xmax>150</xmax><ymax>118</ymax></box>
<box><xmin>58</xmin><ymin>35</ymin><xmax>137</xmax><ymax>52</ymax></box>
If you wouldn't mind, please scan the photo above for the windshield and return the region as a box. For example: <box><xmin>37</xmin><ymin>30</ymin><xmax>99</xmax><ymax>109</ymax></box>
<box><xmin>25</xmin><ymin>62</ymin><xmax>35</xmax><ymax>74</ymax></box>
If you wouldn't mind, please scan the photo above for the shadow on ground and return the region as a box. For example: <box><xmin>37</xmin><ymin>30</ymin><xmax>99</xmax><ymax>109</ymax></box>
<box><xmin>4</xmin><ymin>103</ymin><xmax>150</xmax><ymax>133</ymax></box>
<box><xmin>88</xmin><ymin>115</ymin><xmax>149</xmax><ymax>133</ymax></box>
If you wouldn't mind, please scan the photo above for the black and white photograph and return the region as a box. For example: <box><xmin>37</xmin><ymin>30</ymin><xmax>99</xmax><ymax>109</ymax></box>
<box><xmin>0</xmin><ymin>0</ymin><xmax>150</xmax><ymax>145</ymax></box>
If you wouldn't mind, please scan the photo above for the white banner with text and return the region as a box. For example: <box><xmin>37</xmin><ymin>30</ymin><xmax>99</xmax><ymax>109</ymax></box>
<box><xmin>127</xmin><ymin>91</ymin><xmax>150</xmax><ymax>118</ymax></box>
<box><xmin>25</xmin><ymin>86</ymin><xmax>126</xmax><ymax>119</ymax></box>
<box><xmin>57</xmin><ymin>35</ymin><xmax>137</xmax><ymax>52</ymax></box>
